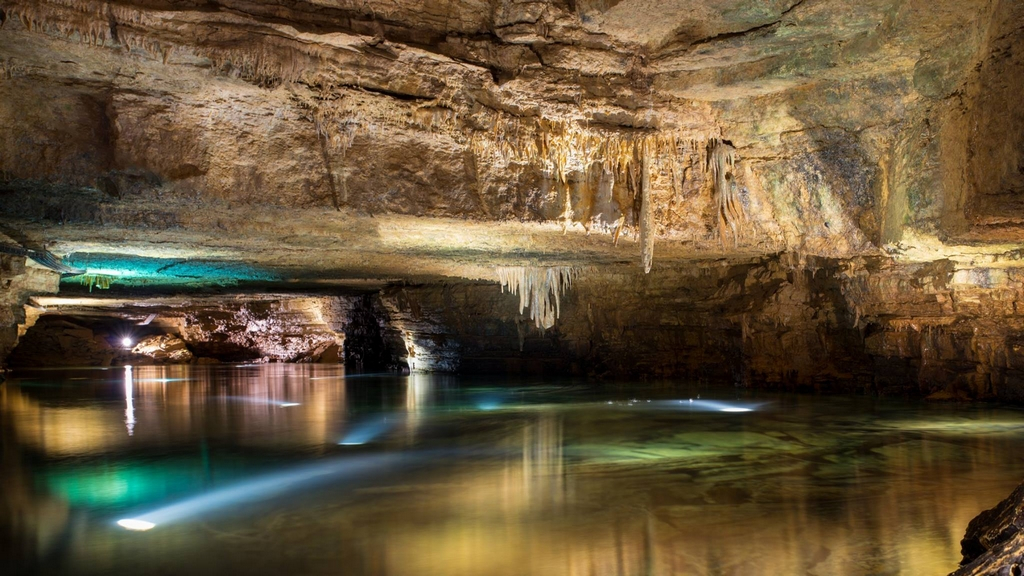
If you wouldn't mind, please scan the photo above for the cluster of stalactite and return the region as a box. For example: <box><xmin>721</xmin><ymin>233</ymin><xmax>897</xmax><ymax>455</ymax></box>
<box><xmin>471</xmin><ymin>117</ymin><xmax>739</xmax><ymax>271</ymax></box>
<box><xmin>3</xmin><ymin>0</ymin><xmax>117</xmax><ymax>47</ymax></box>
<box><xmin>1</xmin><ymin>0</ymin><xmax>329</xmax><ymax>84</ymax></box>
<box><xmin>496</xmin><ymin>266</ymin><xmax>579</xmax><ymax>329</ymax></box>
<box><xmin>707</xmin><ymin>139</ymin><xmax>744</xmax><ymax>246</ymax></box>
<box><xmin>76</xmin><ymin>273</ymin><xmax>113</xmax><ymax>292</ymax></box>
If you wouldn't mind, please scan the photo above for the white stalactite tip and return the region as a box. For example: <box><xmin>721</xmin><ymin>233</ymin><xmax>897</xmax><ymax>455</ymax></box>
<box><xmin>495</xmin><ymin>266</ymin><xmax>579</xmax><ymax>329</ymax></box>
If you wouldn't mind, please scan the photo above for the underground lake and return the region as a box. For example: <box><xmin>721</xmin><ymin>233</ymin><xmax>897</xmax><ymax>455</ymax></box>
<box><xmin>3</xmin><ymin>365</ymin><xmax>1024</xmax><ymax>576</ymax></box>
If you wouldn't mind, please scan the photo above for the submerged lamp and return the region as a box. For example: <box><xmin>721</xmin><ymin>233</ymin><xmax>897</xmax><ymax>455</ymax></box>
<box><xmin>117</xmin><ymin>519</ymin><xmax>155</xmax><ymax>531</ymax></box>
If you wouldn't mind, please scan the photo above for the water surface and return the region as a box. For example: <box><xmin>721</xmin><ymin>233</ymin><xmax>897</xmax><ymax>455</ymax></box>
<box><xmin>2</xmin><ymin>364</ymin><xmax>1023</xmax><ymax>575</ymax></box>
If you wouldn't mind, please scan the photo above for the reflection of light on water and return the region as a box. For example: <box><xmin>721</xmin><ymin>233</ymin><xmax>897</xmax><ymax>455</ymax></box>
<box><xmin>888</xmin><ymin>420</ymin><xmax>1024</xmax><ymax>433</ymax></box>
<box><xmin>220</xmin><ymin>396</ymin><xmax>301</xmax><ymax>408</ymax></box>
<box><xmin>117</xmin><ymin>453</ymin><xmax>403</xmax><ymax>530</ymax></box>
<box><xmin>338</xmin><ymin>416</ymin><xmax>401</xmax><ymax>446</ymax></box>
<box><xmin>311</xmin><ymin>373</ymin><xmax>391</xmax><ymax>380</ymax></box>
<box><xmin>124</xmin><ymin>366</ymin><xmax>135</xmax><ymax>436</ymax></box>
<box><xmin>406</xmin><ymin>374</ymin><xmax>432</xmax><ymax>412</ymax></box>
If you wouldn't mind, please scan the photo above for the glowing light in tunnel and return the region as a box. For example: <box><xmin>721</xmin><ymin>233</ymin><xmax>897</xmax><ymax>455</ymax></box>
<box><xmin>279</xmin><ymin>402</ymin><xmax>300</xmax><ymax>408</ymax></box>
<box><xmin>121</xmin><ymin>337</ymin><xmax>133</xmax><ymax>348</ymax></box>
<box><xmin>116</xmin><ymin>453</ymin><xmax>403</xmax><ymax>530</ymax></box>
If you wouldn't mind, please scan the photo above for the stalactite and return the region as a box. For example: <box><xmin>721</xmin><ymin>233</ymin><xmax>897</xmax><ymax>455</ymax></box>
<box><xmin>707</xmin><ymin>139</ymin><xmax>745</xmax><ymax>246</ymax></box>
<box><xmin>77</xmin><ymin>274</ymin><xmax>113</xmax><ymax>292</ymax></box>
<box><xmin>639</xmin><ymin>141</ymin><xmax>654</xmax><ymax>274</ymax></box>
<box><xmin>496</xmin><ymin>266</ymin><xmax>579</xmax><ymax>329</ymax></box>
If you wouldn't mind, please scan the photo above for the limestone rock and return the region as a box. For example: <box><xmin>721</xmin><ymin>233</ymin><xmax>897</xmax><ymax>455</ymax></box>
<box><xmin>7</xmin><ymin>318</ymin><xmax>115</xmax><ymax>367</ymax></box>
<box><xmin>131</xmin><ymin>334</ymin><xmax>193</xmax><ymax>363</ymax></box>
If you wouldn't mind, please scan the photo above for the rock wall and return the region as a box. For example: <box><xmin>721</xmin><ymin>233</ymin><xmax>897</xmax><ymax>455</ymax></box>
<box><xmin>175</xmin><ymin>297</ymin><xmax>346</xmax><ymax>363</ymax></box>
<box><xmin>0</xmin><ymin>254</ymin><xmax>59</xmax><ymax>370</ymax></box>
<box><xmin>6</xmin><ymin>295</ymin><xmax>349</xmax><ymax>367</ymax></box>
<box><xmin>381</xmin><ymin>256</ymin><xmax>1024</xmax><ymax>400</ymax></box>
<box><xmin>10</xmin><ymin>253</ymin><xmax>1024</xmax><ymax>400</ymax></box>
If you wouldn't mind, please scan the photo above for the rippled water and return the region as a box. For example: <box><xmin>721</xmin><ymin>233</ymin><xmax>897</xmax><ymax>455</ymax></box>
<box><xmin>3</xmin><ymin>365</ymin><xmax>1024</xmax><ymax>576</ymax></box>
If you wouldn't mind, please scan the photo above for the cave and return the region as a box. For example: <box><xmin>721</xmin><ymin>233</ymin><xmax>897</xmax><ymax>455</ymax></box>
<box><xmin>3</xmin><ymin>1</ymin><xmax>1024</xmax><ymax>574</ymax></box>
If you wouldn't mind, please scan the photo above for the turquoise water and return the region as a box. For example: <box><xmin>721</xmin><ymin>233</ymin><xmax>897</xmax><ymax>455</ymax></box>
<box><xmin>2</xmin><ymin>364</ymin><xmax>1024</xmax><ymax>575</ymax></box>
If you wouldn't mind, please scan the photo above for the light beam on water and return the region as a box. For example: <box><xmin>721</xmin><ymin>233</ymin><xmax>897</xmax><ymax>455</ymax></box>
<box><xmin>117</xmin><ymin>453</ymin><xmax>405</xmax><ymax>531</ymax></box>
<box><xmin>338</xmin><ymin>415</ymin><xmax>402</xmax><ymax>445</ymax></box>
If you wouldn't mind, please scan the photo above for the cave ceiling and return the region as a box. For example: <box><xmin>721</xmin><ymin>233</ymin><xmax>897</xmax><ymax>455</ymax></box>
<box><xmin>0</xmin><ymin>0</ymin><xmax>1022</xmax><ymax>291</ymax></box>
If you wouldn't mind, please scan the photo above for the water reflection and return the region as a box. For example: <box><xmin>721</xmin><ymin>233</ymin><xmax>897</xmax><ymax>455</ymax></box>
<box><xmin>123</xmin><ymin>366</ymin><xmax>134</xmax><ymax>437</ymax></box>
<box><xmin>1</xmin><ymin>366</ymin><xmax>1023</xmax><ymax>575</ymax></box>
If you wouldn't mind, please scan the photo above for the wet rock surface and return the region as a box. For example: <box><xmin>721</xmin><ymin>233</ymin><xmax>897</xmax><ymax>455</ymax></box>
<box><xmin>954</xmin><ymin>480</ymin><xmax>1024</xmax><ymax>576</ymax></box>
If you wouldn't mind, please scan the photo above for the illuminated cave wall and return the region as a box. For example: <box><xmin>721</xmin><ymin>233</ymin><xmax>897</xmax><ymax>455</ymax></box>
<box><xmin>2</xmin><ymin>0</ymin><xmax>1017</xmax><ymax>258</ymax></box>
<box><xmin>1</xmin><ymin>0</ymin><xmax>1024</xmax><ymax>398</ymax></box>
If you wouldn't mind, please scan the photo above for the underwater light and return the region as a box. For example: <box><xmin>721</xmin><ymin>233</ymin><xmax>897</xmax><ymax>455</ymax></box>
<box><xmin>337</xmin><ymin>415</ymin><xmax>401</xmax><ymax>445</ymax></box>
<box><xmin>116</xmin><ymin>453</ymin><xmax>403</xmax><ymax>530</ymax></box>
<box><xmin>661</xmin><ymin>399</ymin><xmax>761</xmax><ymax>412</ymax></box>
<box><xmin>117</xmin><ymin>519</ymin><xmax>155</xmax><ymax>531</ymax></box>
<box><xmin>121</xmin><ymin>337</ymin><xmax>133</xmax><ymax>348</ymax></box>
<box><xmin>279</xmin><ymin>402</ymin><xmax>300</xmax><ymax>408</ymax></box>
